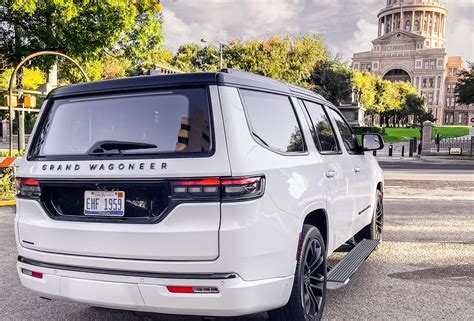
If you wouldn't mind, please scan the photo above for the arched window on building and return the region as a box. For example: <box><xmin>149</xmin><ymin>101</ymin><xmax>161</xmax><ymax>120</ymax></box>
<box><xmin>414</xmin><ymin>20</ymin><xmax>419</xmax><ymax>31</ymax></box>
<box><xmin>405</xmin><ymin>20</ymin><xmax>411</xmax><ymax>31</ymax></box>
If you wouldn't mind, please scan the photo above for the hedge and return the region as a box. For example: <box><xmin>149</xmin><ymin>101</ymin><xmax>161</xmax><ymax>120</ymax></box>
<box><xmin>351</xmin><ymin>126</ymin><xmax>385</xmax><ymax>135</ymax></box>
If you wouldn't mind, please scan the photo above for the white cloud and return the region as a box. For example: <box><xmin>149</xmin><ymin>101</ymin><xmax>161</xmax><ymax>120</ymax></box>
<box><xmin>161</xmin><ymin>0</ymin><xmax>474</xmax><ymax>62</ymax></box>
<box><xmin>340</xmin><ymin>19</ymin><xmax>378</xmax><ymax>58</ymax></box>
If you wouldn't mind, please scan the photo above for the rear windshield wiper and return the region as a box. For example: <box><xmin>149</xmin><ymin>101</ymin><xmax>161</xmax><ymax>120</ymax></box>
<box><xmin>87</xmin><ymin>140</ymin><xmax>158</xmax><ymax>155</ymax></box>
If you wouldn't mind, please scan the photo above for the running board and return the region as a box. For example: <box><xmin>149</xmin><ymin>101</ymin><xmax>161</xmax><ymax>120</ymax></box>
<box><xmin>327</xmin><ymin>239</ymin><xmax>380</xmax><ymax>290</ymax></box>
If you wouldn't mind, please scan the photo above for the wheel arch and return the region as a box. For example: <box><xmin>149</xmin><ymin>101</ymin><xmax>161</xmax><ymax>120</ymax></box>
<box><xmin>303</xmin><ymin>209</ymin><xmax>328</xmax><ymax>250</ymax></box>
<box><xmin>376</xmin><ymin>181</ymin><xmax>384</xmax><ymax>195</ymax></box>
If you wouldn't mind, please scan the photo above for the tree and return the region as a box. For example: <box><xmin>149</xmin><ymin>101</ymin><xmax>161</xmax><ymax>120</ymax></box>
<box><xmin>172</xmin><ymin>35</ymin><xmax>330</xmax><ymax>89</ymax></box>
<box><xmin>0</xmin><ymin>67</ymin><xmax>45</xmax><ymax>90</ymax></box>
<box><xmin>454</xmin><ymin>62</ymin><xmax>474</xmax><ymax>105</ymax></box>
<box><xmin>312</xmin><ymin>58</ymin><xmax>353</xmax><ymax>106</ymax></box>
<box><xmin>370</xmin><ymin>78</ymin><xmax>391</xmax><ymax>125</ymax></box>
<box><xmin>0</xmin><ymin>0</ymin><xmax>164</xmax><ymax>71</ymax></box>
<box><xmin>352</xmin><ymin>71</ymin><xmax>375</xmax><ymax>108</ymax></box>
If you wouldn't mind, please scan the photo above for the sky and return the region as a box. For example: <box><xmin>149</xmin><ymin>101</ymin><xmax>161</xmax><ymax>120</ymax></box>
<box><xmin>161</xmin><ymin>0</ymin><xmax>474</xmax><ymax>63</ymax></box>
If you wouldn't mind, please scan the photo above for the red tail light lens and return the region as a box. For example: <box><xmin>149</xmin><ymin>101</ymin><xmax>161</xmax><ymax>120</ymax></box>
<box><xmin>171</xmin><ymin>178</ymin><xmax>221</xmax><ymax>200</ymax></box>
<box><xmin>171</xmin><ymin>176</ymin><xmax>264</xmax><ymax>202</ymax></box>
<box><xmin>16</xmin><ymin>178</ymin><xmax>41</xmax><ymax>199</ymax></box>
<box><xmin>221</xmin><ymin>176</ymin><xmax>264</xmax><ymax>201</ymax></box>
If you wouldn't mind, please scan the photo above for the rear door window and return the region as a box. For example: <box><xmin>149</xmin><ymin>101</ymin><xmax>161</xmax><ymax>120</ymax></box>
<box><xmin>301</xmin><ymin>100</ymin><xmax>340</xmax><ymax>153</ymax></box>
<box><xmin>240</xmin><ymin>89</ymin><xmax>305</xmax><ymax>154</ymax></box>
<box><xmin>29</xmin><ymin>88</ymin><xmax>212</xmax><ymax>159</ymax></box>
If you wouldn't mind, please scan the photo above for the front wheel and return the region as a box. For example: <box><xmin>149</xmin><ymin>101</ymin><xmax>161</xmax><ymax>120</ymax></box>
<box><xmin>268</xmin><ymin>225</ymin><xmax>327</xmax><ymax>321</ymax></box>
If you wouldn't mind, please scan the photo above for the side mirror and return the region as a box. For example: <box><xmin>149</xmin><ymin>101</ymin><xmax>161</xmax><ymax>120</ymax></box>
<box><xmin>362</xmin><ymin>133</ymin><xmax>384</xmax><ymax>151</ymax></box>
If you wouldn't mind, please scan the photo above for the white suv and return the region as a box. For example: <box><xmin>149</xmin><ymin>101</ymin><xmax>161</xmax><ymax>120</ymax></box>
<box><xmin>15</xmin><ymin>69</ymin><xmax>384</xmax><ymax>320</ymax></box>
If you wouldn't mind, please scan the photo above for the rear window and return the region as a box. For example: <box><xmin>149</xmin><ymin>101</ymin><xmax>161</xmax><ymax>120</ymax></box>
<box><xmin>29</xmin><ymin>88</ymin><xmax>212</xmax><ymax>159</ymax></box>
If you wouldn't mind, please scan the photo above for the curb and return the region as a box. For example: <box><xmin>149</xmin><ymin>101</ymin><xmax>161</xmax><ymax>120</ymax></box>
<box><xmin>0</xmin><ymin>200</ymin><xmax>16</xmax><ymax>206</ymax></box>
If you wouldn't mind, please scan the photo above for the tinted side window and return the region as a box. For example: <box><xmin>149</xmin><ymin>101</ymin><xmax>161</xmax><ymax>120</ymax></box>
<box><xmin>302</xmin><ymin>101</ymin><xmax>339</xmax><ymax>153</ymax></box>
<box><xmin>240</xmin><ymin>90</ymin><xmax>305</xmax><ymax>153</ymax></box>
<box><xmin>328</xmin><ymin>108</ymin><xmax>360</xmax><ymax>152</ymax></box>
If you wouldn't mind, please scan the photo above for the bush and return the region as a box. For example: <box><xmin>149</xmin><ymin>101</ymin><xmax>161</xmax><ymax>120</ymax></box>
<box><xmin>0</xmin><ymin>168</ymin><xmax>15</xmax><ymax>200</ymax></box>
<box><xmin>352</xmin><ymin>126</ymin><xmax>385</xmax><ymax>135</ymax></box>
<box><xmin>0</xmin><ymin>150</ymin><xmax>24</xmax><ymax>201</ymax></box>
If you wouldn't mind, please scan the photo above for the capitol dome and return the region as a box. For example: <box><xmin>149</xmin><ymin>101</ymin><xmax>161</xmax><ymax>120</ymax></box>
<box><xmin>377</xmin><ymin>0</ymin><xmax>448</xmax><ymax>49</ymax></box>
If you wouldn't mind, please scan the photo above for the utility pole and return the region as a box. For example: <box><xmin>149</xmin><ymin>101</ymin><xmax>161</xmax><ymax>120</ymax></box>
<box><xmin>219</xmin><ymin>43</ymin><xmax>223</xmax><ymax>70</ymax></box>
<box><xmin>201</xmin><ymin>39</ymin><xmax>226</xmax><ymax>70</ymax></box>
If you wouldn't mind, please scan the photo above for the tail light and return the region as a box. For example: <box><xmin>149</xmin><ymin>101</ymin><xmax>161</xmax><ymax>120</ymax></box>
<box><xmin>171</xmin><ymin>176</ymin><xmax>265</xmax><ymax>202</ymax></box>
<box><xmin>16</xmin><ymin>178</ymin><xmax>41</xmax><ymax>199</ymax></box>
<box><xmin>167</xmin><ymin>286</ymin><xmax>219</xmax><ymax>294</ymax></box>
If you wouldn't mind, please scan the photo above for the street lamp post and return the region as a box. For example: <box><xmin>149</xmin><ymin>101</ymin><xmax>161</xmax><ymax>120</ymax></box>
<box><xmin>7</xmin><ymin>51</ymin><xmax>89</xmax><ymax>156</ymax></box>
<box><xmin>201</xmin><ymin>39</ymin><xmax>225</xmax><ymax>70</ymax></box>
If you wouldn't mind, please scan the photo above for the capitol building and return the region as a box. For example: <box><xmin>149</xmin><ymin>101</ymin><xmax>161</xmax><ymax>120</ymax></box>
<box><xmin>352</xmin><ymin>0</ymin><xmax>473</xmax><ymax>125</ymax></box>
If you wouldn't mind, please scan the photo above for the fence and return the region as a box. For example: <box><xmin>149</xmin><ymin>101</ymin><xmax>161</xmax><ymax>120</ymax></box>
<box><xmin>429</xmin><ymin>136</ymin><xmax>474</xmax><ymax>155</ymax></box>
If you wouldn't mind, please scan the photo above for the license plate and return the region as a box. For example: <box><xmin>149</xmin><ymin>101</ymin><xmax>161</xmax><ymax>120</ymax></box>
<box><xmin>84</xmin><ymin>191</ymin><xmax>125</xmax><ymax>216</ymax></box>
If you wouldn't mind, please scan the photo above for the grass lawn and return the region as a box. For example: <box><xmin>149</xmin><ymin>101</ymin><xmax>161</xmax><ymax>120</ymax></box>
<box><xmin>383</xmin><ymin>126</ymin><xmax>470</xmax><ymax>143</ymax></box>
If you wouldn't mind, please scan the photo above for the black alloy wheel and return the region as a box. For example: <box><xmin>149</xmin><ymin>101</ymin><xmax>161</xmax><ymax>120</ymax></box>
<box><xmin>268</xmin><ymin>225</ymin><xmax>327</xmax><ymax>321</ymax></box>
<box><xmin>374</xmin><ymin>190</ymin><xmax>384</xmax><ymax>240</ymax></box>
<box><xmin>302</xmin><ymin>237</ymin><xmax>326</xmax><ymax>319</ymax></box>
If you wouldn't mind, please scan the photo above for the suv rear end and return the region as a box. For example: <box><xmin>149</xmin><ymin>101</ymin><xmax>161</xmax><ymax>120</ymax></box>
<box><xmin>15</xmin><ymin>73</ymin><xmax>295</xmax><ymax>316</ymax></box>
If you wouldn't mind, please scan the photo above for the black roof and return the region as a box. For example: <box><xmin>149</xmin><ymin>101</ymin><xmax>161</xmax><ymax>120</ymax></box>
<box><xmin>48</xmin><ymin>68</ymin><xmax>327</xmax><ymax>103</ymax></box>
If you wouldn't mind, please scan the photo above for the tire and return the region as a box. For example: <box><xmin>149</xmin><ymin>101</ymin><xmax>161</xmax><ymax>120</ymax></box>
<box><xmin>355</xmin><ymin>190</ymin><xmax>384</xmax><ymax>242</ymax></box>
<box><xmin>268</xmin><ymin>224</ymin><xmax>327</xmax><ymax>321</ymax></box>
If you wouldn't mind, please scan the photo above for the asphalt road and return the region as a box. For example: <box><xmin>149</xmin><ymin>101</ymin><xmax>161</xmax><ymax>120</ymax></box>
<box><xmin>1</xmin><ymin>196</ymin><xmax>473</xmax><ymax>320</ymax></box>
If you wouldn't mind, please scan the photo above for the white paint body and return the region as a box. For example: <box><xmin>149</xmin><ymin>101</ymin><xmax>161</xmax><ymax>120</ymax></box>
<box><xmin>15</xmin><ymin>84</ymin><xmax>383</xmax><ymax>317</ymax></box>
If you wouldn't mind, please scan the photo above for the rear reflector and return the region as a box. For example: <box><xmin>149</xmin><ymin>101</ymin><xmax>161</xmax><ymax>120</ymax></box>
<box><xmin>167</xmin><ymin>286</ymin><xmax>194</xmax><ymax>293</ymax></box>
<box><xmin>167</xmin><ymin>286</ymin><xmax>219</xmax><ymax>294</ymax></box>
<box><xmin>22</xmin><ymin>268</ymin><xmax>43</xmax><ymax>279</ymax></box>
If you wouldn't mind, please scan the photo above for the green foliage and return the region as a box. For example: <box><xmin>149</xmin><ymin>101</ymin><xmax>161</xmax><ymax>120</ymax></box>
<box><xmin>172</xmin><ymin>35</ymin><xmax>330</xmax><ymax>89</ymax></box>
<box><xmin>312</xmin><ymin>58</ymin><xmax>353</xmax><ymax>105</ymax></box>
<box><xmin>454</xmin><ymin>62</ymin><xmax>474</xmax><ymax>105</ymax></box>
<box><xmin>0</xmin><ymin>67</ymin><xmax>45</xmax><ymax>90</ymax></box>
<box><xmin>352</xmin><ymin>71</ymin><xmax>375</xmax><ymax>108</ymax></box>
<box><xmin>0</xmin><ymin>150</ymin><xmax>24</xmax><ymax>201</ymax></box>
<box><xmin>0</xmin><ymin>167</ymin><xmax>15</xmax><ymax>201</ymax></box>
<box><xmin>352</xmin><ymin>126</ymin><xmax>385</xmax><ymax>135</ymax></box>
<box><xmin>0</xmin><ymin>0</ymin><xmax>164</xmax><ymax>72</ymax></box>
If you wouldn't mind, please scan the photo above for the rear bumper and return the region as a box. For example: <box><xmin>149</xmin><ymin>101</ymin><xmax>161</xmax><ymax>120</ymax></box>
<box><xmin>17</xmin><ymin>258</ymin><xmax>293</xmax><ymax>317</ymax></box>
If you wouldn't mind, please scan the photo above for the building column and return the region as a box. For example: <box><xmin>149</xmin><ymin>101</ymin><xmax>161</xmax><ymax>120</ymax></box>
<box><xmin>411</xmin><ymin>10</ymin><xmax>415</xmax><ymax>31</ymax></box>
<box><xmin>420</xmin><ymin>11</ymin><xmax>425</xmax><ymax>33</ymax></box>
<box><xmin>378</xmin><ymin>18</ymin><xmax>382</xmax><ymax>36</ymax></box>
<box><xmin>392</xmin><ymin>13</ymin><xmax>395</xmax><ymax>31</ymax></box>
<box><xmin>430</xmin><ymin>12</ymin><xmax>435</xmax><ymax>35</ymax></box>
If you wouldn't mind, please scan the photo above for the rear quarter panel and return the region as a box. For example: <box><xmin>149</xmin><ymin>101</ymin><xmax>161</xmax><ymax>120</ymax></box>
<box><xmin>218</xmin><ymin>86</ymin><xmax>331</xmax><ymax>279</ymax></box>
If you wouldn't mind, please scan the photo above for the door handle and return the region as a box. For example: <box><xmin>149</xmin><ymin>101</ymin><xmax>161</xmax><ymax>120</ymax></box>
<box><xmin>353</xmin><ymin>167</ymin><xmax>361</xmax><ymax>173</ymax></box>
<box><xmin>325</xmin><ymin>170</ymin><xmax>337</xmax><ymax>178</ymax></box>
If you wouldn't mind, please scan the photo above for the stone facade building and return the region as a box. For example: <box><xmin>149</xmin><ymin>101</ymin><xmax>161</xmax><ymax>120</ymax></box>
<box><xmin>352</xmin><ymin>0</ymin><xmax>473</xmax><ymax>125</ymax></box>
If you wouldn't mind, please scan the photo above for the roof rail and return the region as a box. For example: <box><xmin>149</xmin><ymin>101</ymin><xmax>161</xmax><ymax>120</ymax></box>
<box><xmin>220</xmin><ymin>68</ymin><xmax>287</xmax><ymax>86</ymax></box>
<box><xmin>288</xmin><ymin>83</ymin><xmax>325</xmax><ymax>101</ymax></box>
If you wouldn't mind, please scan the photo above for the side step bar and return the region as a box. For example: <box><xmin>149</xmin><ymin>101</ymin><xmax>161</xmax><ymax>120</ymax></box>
<box><xmin>327</xmin><ymin>239</ymin><xmax>380</xmax><ymax>290</ymax></box>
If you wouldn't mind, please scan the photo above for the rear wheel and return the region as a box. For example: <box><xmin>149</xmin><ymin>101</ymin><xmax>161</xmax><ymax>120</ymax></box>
<box><xmin>268</xmin><ymin>224</ymin><xmax>327</xmax><ymax>321</ymax></box>
<box><xmin>355</xmin><ymin>190</ymin><xmax>383</xmax><ymax>242</ymax></box>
